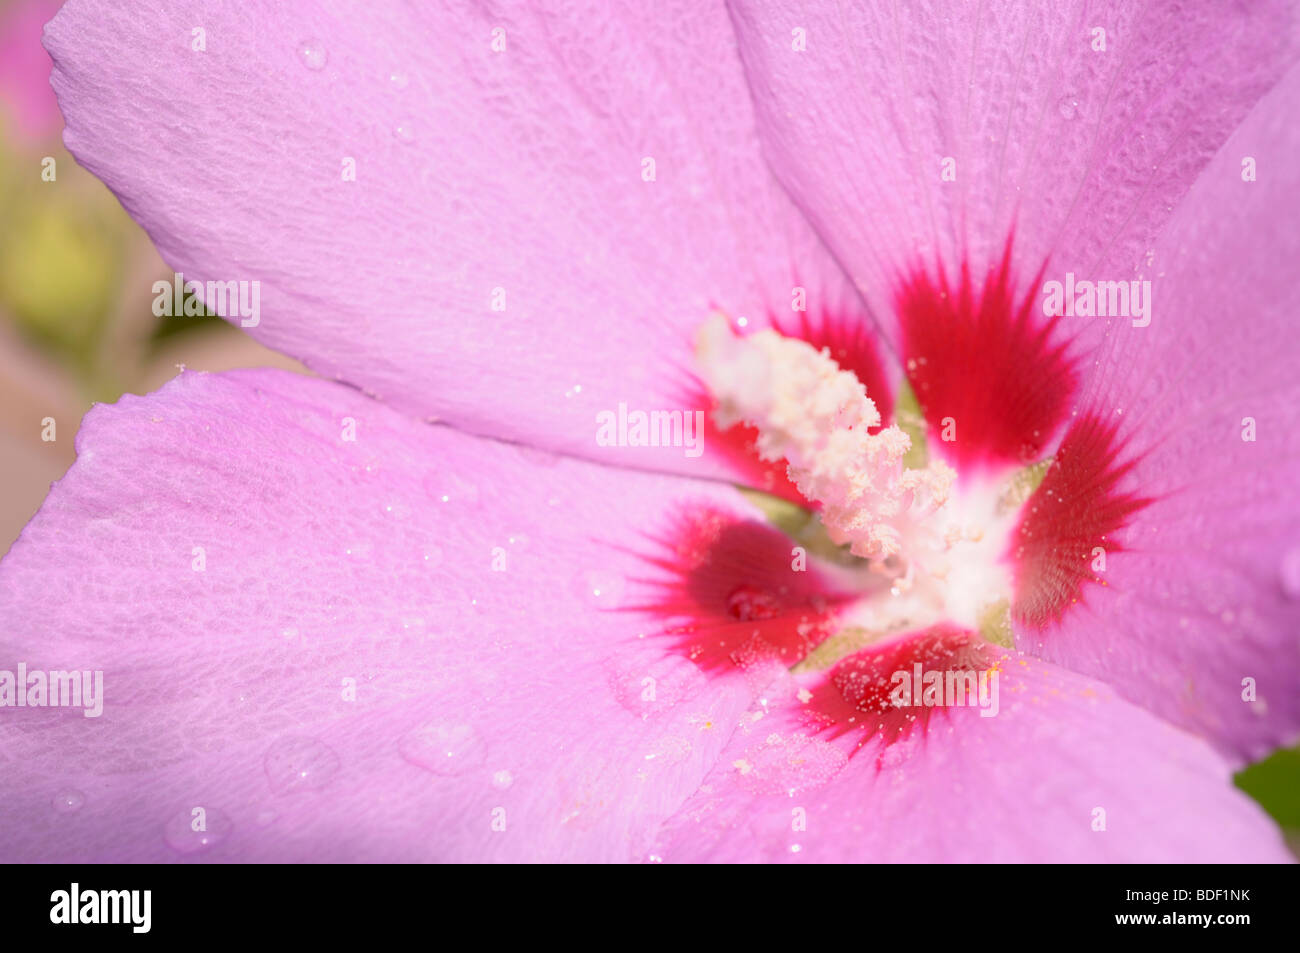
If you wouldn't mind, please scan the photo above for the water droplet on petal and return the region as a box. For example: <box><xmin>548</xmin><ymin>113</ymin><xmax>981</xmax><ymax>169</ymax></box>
<box><xmin>572</xmin><ymin>569</ymin><xmax>626</xmax><ymax>609</ymax></box>
<box><xmin>400</xmin><ymin>615</ymin><xmax>427</xmax><ymax>636</ymax></box>
<box><xmin>163</xmin><ymin>807</ymin><xmax>233</xmax><ymax>854</ymax></box>
<box><xmin>399</xmin><ymin>722</ymin><xmax>487</xmax><ymax>775</ymax></box>
<box><xmin>264</xmin><ymin>736</ymin><xmax>341</xmax><ymax>795</ymax></box>
<box><xmin>297</xmin><ymin>40</ymin><xmax>327</xmax><ymax>70</ymax></box>
<box><xmin>388</xmin><ymin>71</ymin><xmax>409</xmax><ymax>89</ymax></box>
<box><xmin>491</xmin><ymin>769</ymin><xmax>514</xmax><ymax>790</ymax></box>
<box><xmin>393</xmin><ymin>120</ymin><xmax>416</xmax><ymax>143</ymax></box>
<box><xmin>384</xmin><ymin>500</ymin><xmax>412</xmax><ymax>520</ymax></box>
<box><xmin>423</xmin><ymin>472</ymin><xmax>480</xmax><ymax>507</ymax></box>
<box><xmin>1057</xmin><ymin>94</ymin><xmax>1079</xmax><ymax>119</ymax></box>
<box><xmin>53</xmin><ymin>790</ymin><xmax>85</xmax><ymax>813</ymax></box>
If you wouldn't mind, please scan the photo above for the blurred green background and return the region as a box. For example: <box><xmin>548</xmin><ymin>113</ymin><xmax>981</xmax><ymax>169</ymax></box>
<box><xmin>0</xmin><ymin>0</ymin><xmax>1293</xmax><ymax>855</ymax></box>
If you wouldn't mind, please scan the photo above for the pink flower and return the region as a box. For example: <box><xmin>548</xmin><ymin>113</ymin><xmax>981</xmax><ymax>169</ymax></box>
<box><xmin>2</xmin><ymin>0</ymin><xmax>1297</xmax><ymax>862</ymax></box>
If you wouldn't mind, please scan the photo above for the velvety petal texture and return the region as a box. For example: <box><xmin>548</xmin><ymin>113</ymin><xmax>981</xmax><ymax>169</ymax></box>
<box><xmin>729</xmin><ymin>0</ymin><xmax>1299</xmax><ymax>761</ymax></box>
<box><xmin>0</xmin><ymin>369</ymin><xmax>771</xmax><ymax>862</ymax></box>
<box><xmin>19</xmin><ymin>0</ymin><xmax>1297</xmax><ymax>865</ymax></box>
<box><xmin>43</xmin><ymin>0</ymin><xmax>857</xmax><ymax>481</ymax></box>
<box><xmin>728</xmin><ymin>0</ymin><xmax>1292</xmax><ymax>339</ymax></box>
<box><xmin>653</xmin><ymin>655</ymin><xmax>1290</xmax><ymax>863</ymax></box>
<box><xmin>1</xmin><ymin>371</ymin><xmax>1286</xmax><ymax>863</ymax></box>
<box><xmin>1015</xmin><ymin>61</ymin><xmax>1300</xmax><ymax>763</ymax></box>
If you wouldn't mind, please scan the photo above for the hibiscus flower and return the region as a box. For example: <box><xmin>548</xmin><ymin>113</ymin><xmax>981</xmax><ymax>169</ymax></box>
<box><xmin>1</xmin><ymin>0</ymin><xmax>1296</xmax><ymax>862</ymax></box>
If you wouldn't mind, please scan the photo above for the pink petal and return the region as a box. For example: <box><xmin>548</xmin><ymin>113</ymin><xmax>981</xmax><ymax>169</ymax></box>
<box><xmin>897</xmin><ymin>239</ymin><xmax>1079</xmax><ymax>473</ymax></box>
<box><xmin>728</xmin><ymin>0</ymin><xmax>1292</xmax><ymax>324</ymax></box>
<box><xmin>0</xmin><ymin>369</ymin><xmax>775</xmax><ymax>861</ymax></box>
<box><xmin>624</xmin><ymin>502</ymin><xmax>853</xmax><ymax>673</ymax></box>
<box><xmin>1011</xmin><ymin>413</ymin><xmax>1150</xmax><ymax>626</ymax></box>
<box><xmin>652</xmin><ymin>651</ymin><xmax>1290</xmax><ymax>862</ymax></box>
<box><xmin>1014</xmin><ymin>62</ymin><xmax>1300</xmax><ymax>763</ymax></box>
<box><xmin>42</xmin><ymin>0</ymin><xmax>857</xmax><ymax>482</ymax></box>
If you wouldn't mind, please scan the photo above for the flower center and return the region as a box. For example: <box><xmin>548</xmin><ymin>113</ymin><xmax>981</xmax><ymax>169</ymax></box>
<box><xmin>696</xmin><ymin>315</ymin><xmax>1018</xmax><ymax>646</ymax></box>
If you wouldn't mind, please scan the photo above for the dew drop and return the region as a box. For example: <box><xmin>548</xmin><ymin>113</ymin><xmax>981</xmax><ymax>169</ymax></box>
<box><xmin>1057</xmin><ymin>95</ymin><xmax>1079</xmax><ymax>119</ymax></box>
<box><xmin>423</xmin><ymin>472</ymin><xmax>480</xmax><ymax>507</ymax></box>
<box><xmin>384</xmin><ymin>500</ymin><xmax>412</xmax><ymax>520</ymax></box>
<box><xmin>572</xmin><ymin>569</ymin><xmax>626</xmax><ymax>609</ymax></box>
<box><xmin>52</xmin><ymin>789</ymin><xmax>85</xmax><ymax>813</ymax></box>
<box><xmin>163</xmin><ymin>807</ymin><xmax>233</xmax><ymax>855</ymax></box>
<box><xmin>264</xmin><ymin>736</ymin><xmax>341</xmax><ymax>795</ymax></box>
<box><xmin>399</xmin><ymin>722</ymin><xmax>487</xmax><ymax>775</ymax></box>
<box><xmin>393</xmin><ymin>120</ymin><xmax>416</xmax><ymax>143</ymax></box>
<box><xmin>388</xmin><ymin>71</ymin><xmax>409</xmax><ymax>89</ymax></box>
<box><xmin>344</xmin><ymin>540</ymin><xmax>374</xmax><ymax>561</ymax></box>
<box><xmin>491</xmin><ymin>769</ymin><xmax>514</xmax><ymax>790</ymax></box>
<box><xmin>297</xmin><ymin>40</ymin><xmax>327</xmax><ymax>70</ymax></box>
